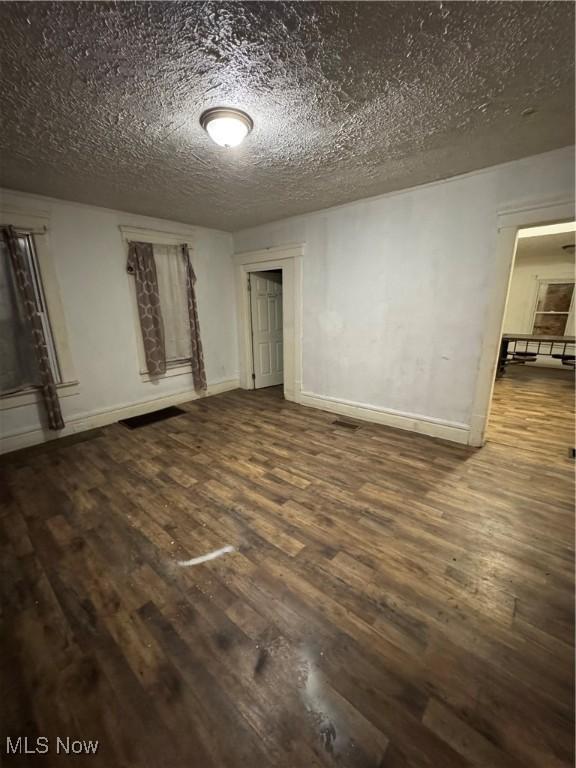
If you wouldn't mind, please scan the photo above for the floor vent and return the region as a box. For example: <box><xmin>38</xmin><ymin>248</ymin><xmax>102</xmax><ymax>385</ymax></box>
<box><xmin>119</xmin><ymin>406</ymin><xmax>187</xmax><ymax>429</ymax></box>
<box><xmin>332</xmin><ymin>419</ymin><xmax>360</xmax><ymax>430</ymax></box>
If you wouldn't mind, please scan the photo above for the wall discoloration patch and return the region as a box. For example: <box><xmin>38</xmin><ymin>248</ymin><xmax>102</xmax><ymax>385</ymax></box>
<box><xmin>0</xmin><ymin>1</ymin><xmax>573</xmax><ymax>230</ymax></box>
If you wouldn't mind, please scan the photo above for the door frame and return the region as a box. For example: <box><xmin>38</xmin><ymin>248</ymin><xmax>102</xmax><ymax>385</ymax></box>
<box><xmin>248</xmin><ymin>270</ymin><xmax>284</xmax><ymax>389</ymax></box>
<box><xmin>233</xmin><ymin>244</ymin><xmax>304</xmax><ymax>402</ymax></box>
<box><xmin>468</xmin><ymin>199</ymin><xmax>575</xmax><ymax>447</ymax></box>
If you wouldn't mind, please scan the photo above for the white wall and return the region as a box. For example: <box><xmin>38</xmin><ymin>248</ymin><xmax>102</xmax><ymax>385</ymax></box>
<box><xmin>0</xmin><ymin>189</ymin><xmax>238</xmax><ymax>452</ymax></box>
<box><xmin>503</xmin><ymin>250</ymin><xmax>574</xmax><ymax>335</ymax></box>
<box><xmin>234</xmin><ymin>147</ymin><xmax>575</xmax><ymax>437</ymax></box>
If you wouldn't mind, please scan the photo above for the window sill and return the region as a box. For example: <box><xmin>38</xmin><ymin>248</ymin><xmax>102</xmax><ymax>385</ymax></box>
<box><xmin>139</xmin><ymin>362</ymin><xmax>192</xmax><ymax>383</ymax></box>
<box><xmin>0</xmin><ymin>380</ymin><xmax>80</xmax><ymax>411</ymax></box>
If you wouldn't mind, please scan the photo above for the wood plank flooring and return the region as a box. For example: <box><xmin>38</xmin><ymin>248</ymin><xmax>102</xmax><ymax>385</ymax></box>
<box><xmin>488</xmin><ymin>365</ymin><xmax>575</xmax><ymax>458</ymax></box>
<box><xmin>0</xmin><ymin>379</ymin><xmax>573</xmax><ymax>767</ymax></box>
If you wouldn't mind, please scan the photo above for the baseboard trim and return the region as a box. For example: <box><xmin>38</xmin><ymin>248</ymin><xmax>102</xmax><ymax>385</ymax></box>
<box><xmin>0</xmin><ymin>378</ymin><xmax>240</xmax><ymax>455</ymax></box>
<box><xmin>298</xmin><ymin>390</ymin><xmax>471</xmax><ymax>445</ymax></box>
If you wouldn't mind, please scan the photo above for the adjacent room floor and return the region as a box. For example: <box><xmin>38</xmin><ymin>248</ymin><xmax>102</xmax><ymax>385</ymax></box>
<box><xmin>488</xmin><ymin>364</ymin><xmax>575</xmax><ymax>458</ymax></box>
<box><xmin>0</xmin><ymin>379</ymin><xmax>573</xmax><ymax>767</ymax></box>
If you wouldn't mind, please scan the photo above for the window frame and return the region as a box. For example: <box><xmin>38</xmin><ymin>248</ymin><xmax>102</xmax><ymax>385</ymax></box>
<box><xmin>530</xmin><ymin>277</ymin><xmax>575</xmax><ymax>337</ymax></box>
<box><xmin>119</xmin><ymin>225</ymin><xmax>196</xmax><ymax>381</ymax></box>
<box><xmin>0</xmin><ymin>206</ymin><xmax>78</xmax><ymax>410</ymax></box>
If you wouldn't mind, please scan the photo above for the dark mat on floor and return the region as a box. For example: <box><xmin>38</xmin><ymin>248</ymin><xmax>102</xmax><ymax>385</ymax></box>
<box><xmin>119</xmin><ymin>406</ymin><xmax>187</xmax><ymax>429</ymax></box>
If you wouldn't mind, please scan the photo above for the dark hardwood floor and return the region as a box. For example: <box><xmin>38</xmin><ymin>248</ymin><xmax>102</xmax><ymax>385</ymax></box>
<box><xmin>0</xmin><ymin>376</ymin><xmax>573</xmax><ymax>767</ymax></box>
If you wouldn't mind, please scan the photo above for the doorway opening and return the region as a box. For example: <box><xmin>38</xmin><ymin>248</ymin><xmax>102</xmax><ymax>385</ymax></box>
<box><xmin>248</xmin><ymin>269</ymin><xmax>284</xmax><ymax>389</ymax></box>
<box><xmin>233</xmin><ymin>244</ymin><xmax>303</xmax><ymax>402</ymax></box>
<box><xmin>486</xmin><ymin>220</ymin><xmax>575</xmax><ymax>457</ymax></box>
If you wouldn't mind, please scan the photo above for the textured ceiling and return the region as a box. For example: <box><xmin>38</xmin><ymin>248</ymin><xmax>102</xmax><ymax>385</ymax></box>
<box><xmin>0</xmin><ymin>1</ymin><xmax>574</xmax><ymax>231</ymax></box>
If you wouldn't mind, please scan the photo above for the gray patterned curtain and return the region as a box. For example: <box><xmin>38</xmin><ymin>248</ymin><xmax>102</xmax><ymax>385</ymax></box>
<box><xmin>1</xmin><ymin>226</ymin><xmax>65</xmax><ymax>430</ymax></box>
<box><xmin>127</xmin><ymin>242</ymin><xmax>166</xmax><ymax>376</ymax></box>
<box><xmin>182</xmin><ymin>245</ymin><xmax>207</xmax><ymax>392</ymax></box>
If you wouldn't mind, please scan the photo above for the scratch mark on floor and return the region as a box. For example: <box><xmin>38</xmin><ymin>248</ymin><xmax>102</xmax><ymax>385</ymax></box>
<box><xmin>177</xmin><ymin>545</ymin><xmax>235</xmax><ymax>567</ymax></box>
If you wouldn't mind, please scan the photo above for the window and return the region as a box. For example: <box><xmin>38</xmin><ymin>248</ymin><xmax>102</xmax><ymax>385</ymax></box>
<box><xmin>120</xmin><ymin>225</ymin><xmax>196</xmax><ymax>380</ymax></box>
<box><xmin>153</xmin><ymin>243</ymin><xmax>192</xmax><ymax>365</ymax></box>
<box><xmin>0</xmin><ymin>233</ymin><xmax>61</xmax><ymax>394</ymax></box>
<box><xmin>532</xmin><ymin>280</ymin><xmax>575</xmax><ymax>336</ymax></box>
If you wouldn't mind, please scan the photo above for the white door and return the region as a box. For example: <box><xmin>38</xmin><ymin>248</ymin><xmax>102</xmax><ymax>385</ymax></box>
<box><xmin>249</xmin><ymin>271</ymin><xmax>283</xmax><ymax>388</ymax></box>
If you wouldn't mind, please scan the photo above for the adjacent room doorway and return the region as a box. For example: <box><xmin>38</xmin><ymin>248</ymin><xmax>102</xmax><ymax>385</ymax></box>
<box><xmin>248</xmin><ymin>269</ymin><xmax>284</xmax><ymax>389</ymax></box>
<box><xmin>473</xmin><ymin>215</ymin><xmax>575</xmax><ymax>455</ymax></box>
<box><xmin>233</xmin><ymin>244</ymin><xmax>303</xmax><ymax>403</ymax></box>
<box><xmin>469</xmin><ymin>202</ymin><xmax>575</xmax><ymax>447</ymax></box>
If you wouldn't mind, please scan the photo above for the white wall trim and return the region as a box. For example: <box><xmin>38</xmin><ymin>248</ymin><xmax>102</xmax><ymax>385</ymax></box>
<box><xmin>0</xmin><ymin>206</ymin><xmax>50</xmax><ymax>231</ymax></box>
<box><xmin>0</xmin><ymin>378</ymin><xmax>239</xmax><ymax>456</ymax></box>
<box><xmin>119</xmin><ymin>224</ymin><xmax>195</xmax><ymax>247</ymax></box>
<box><xmin>120</xmin><ymin>225</ymin><xmax>199</xmax><ymax>375</ymax></box>
<box><xmin>0</xmin><ymin>205</ymin><xmax>77</xmax><ymax>385</ymax></box>
<box><xmin>298</xmin><ymin>390</ymin><xmax>470</xmax><ymax>445</ymax></box>
<box><xmin>233</xmin><ymin>244</ymin><xmax>305</xmax><ymax>262</ymax></box>
<box><xmin>139</xmin><ymin>361</ymin><xmax>197</xmax><ymax>383</ymax></box>
<box><xmin>469</xmin><ymin>198</ymin><xmax>575</xmax><ymax>447</ymax></box>
<box><xmin>233</xmin><ymin>244</ymin><xmax>304</xmax><ymax>402</ymax></box>
<box><xmin>0</xmin><ymin>380</ymin><xmax>80</xmax><ymax>412</ymax></box>
<box><xmin>496</xmin><ymin>199</ymin><xmax>575</xmax><ymax>229</ymax></box>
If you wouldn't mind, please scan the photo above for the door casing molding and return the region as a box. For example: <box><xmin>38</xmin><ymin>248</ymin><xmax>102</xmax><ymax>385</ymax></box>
<box><xmin>468</xmin><ymin>199</ymin><xmax>575</xmax><ymax>447</ymax></box>
<box><xmin>233</xmin><ymin>244</ymin><xmax>304</xmax><ymax>401</ymax></box>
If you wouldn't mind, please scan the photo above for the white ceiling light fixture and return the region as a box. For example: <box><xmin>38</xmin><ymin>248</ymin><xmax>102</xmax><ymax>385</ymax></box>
<box><xmin>200</xmin><ymin>107</ymin><xmax>253</xmax><ymax>148</ymax></box>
